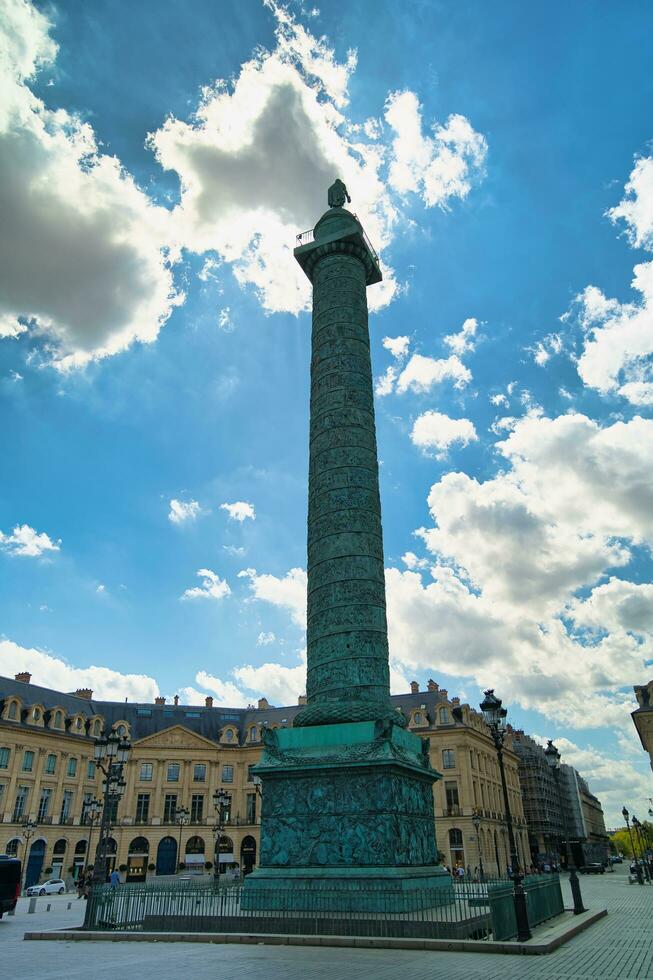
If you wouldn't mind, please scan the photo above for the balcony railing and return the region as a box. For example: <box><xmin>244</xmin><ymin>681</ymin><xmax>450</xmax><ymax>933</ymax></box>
<box><xmin>295</xmin><ymin>216</ymin><xmax>380</xmax><ymax>268</ymax></box>
<box><xmin>296</xmin><ymin>229</ymin><xmax>314</xmax><ymax>247</ymax></box>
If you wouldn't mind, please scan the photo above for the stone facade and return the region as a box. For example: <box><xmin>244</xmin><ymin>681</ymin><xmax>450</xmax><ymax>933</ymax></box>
<box><xmin>632</xmin><ymin>680</ymin><xmax>653</xmax><ymax>773</ymax></box>
<box><xmin>0</xmin><ymin>673</ymin><xmax>528</xmax><ymax>884</ymax></box>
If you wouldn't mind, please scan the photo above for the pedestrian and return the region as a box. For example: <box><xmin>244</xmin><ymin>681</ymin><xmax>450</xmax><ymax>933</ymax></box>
<box><xmin>76</xmin><ymin>874</ymin><xmax>85</xmax><ymax>899</ymax></box>
<box><xmin>110</xmin><ymin>868</ymin><xmax>120</xmax><ymax>889</ymax></box>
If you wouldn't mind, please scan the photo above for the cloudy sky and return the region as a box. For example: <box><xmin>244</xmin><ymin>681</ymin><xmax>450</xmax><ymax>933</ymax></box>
<box><xmin>1</xmin><ymin>0</ymin><xmax>652</xmax><ymax>825</ymax></box>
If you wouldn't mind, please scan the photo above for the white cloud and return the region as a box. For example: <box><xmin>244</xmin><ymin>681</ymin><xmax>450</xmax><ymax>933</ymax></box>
<box><xmin>382</xmin><ymin>335</ymin><xmax>410</xmax><ymax>359</ymax></box>
<box><xmin>0</xmin><ymin>523</ymin><xmax>60</xmax><ymax>557</ymax></box>
<box><xmin>149</xmin><ymin>2</ymin><xmax>486</xmax><ymax>316</ymax></box>
<box><xmin>0</xmin><ymin>638</ymin><xmax>159</xmax><ymax>701</ymax></box>
<box><xmin>0</xmin><ymin>0</ymin><xmax>180</xmax><ymax>369</ymax></box>
<box><xmin>223</xmin><ymin>544</ymin><xmax>246</xmax><ymax>557</ymax></box>
<box><xmin>257</xmin><ymin>631</ymin><xmax>276</xmax><ymax>645</ymax></box>
<box><xmin>401</xmin><ymin>551</ymin><xmax>430</xmax><ymax>570</ymax></box>
<box><xmin>490</xmin><ymin>392</ymin><xmax>509</xmax><ymax>407</ymax></box>
<box><xmin>375</xmin><ymin>365</ymin><xmax>397</xmax><ymax>397</ymax></box>
<box><xmin>168</xmin><ymin>498</ymin><xmax>202</xmax><ymax>524</ymax></box>
<box><xmin>190</xmin><ymin>671</ymin><xmax>252</xmax><ymax>708</ymax></box>
<box><xmin>410</xmin><ymin>411</ymin><xmax>477</xmax><ymax>456</ymax></box>
<box><xmin>382</xmin><ymin>412</ymin><xmax>653</xmax><ymax>733</ymax></box>
<box><xmin>220</xmin><ymin>501</ymin><xmax>256</xmax><ymax>522</ymax></box>
<box><xmin>444</xmin><ymin>317</ymin><xmax>478</xmax><ymax>356</ymax></box>
<box><xmin>395</xmin><ymin>353</ymin><xmax>471</xmax><ymax>394</ymax></box>
<box><xmin>570</xmin><ymin>156</ymin><xmax>653</xmax><ymax>404</ymax></box>
<box><xmin>385</xmin><ymin>92</ymin><xmax>487</xmax><ymax>208</ymax></box>
<box><xmin>96</xmin><ymin>584</ymin><xmax>106</xmax><ymax>594</ymax></box>
<box><xmin>239</xmin><ymin>566</ymin><xmax>307</xmax><ymax>628</ymax></box>
<box><xmin>218</xmin><ymin>308</ymin><xmax>233</xmax><ymax>331</ymax></box>
<box><xmin>181</xmin><ymin>568</ymin><xmax>231</xmax><ymax>601</ymax></box>
<box><xmin>233</xmin><ymin>652</ymin><xmax>306</xmax><ymax>705</ymax></box>
<box><xmin>530</xmin><ymin>332</ymin><xmax>563</xmax><ymax>366</ymax></box>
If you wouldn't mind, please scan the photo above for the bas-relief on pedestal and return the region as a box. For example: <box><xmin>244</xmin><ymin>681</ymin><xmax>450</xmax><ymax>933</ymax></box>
<box><xmin>242</xmin><ymin>182</ymin><xmax>448</xmax><ymax>911</ymax></box>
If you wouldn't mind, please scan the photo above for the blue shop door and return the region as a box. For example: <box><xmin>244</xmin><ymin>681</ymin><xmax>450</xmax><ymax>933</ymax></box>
<box><xmin>156</xmin><ymin>836</ymin><xmax>177</xmax><ymax>876</ymax></box>
<box><xmin>25</xmin><ymin>839</ymin><xmax>46</xmax><ymax>889</ymax></box>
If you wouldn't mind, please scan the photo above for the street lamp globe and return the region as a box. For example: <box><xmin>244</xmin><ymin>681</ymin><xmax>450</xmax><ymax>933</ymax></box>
<box><xmin>544</xmin><ymin>740</ymin><xmax>561</xmax><ymax>769</ymax></box>
<box><xmin>622</xmin><ymin>806</ymin><xmax>629</xmax><ymax>822</ymax></box>
<box><xmin>480</xmin><ymin>689</ymin><xmax>503</xmax><ymax>728</ymax></box>
<box><xmin>93</xmin><ymin>736</ymin><xmax>108</xmax><ymax>762</ymax></box>
<box><xmin>213</xmin><ymin>789</ymin><xmax>231</xmax><ymax>810</ymax></box>
<box><xmin>117</xmin><ymin>738</ymin><xmax>131</xmax><ymax>764</ymax></box>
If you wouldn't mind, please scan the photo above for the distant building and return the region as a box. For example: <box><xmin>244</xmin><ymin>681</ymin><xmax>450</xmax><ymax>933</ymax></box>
<box><xmin>632</xmin><ymin>680</ymin><xmax>653</xmax><ymax>773</ymax></box>
<box><xmin>0</xmin><ymin>672</ymin><xmax>528</xmax><ymax>885</ymax></box>
<box><xmin>510</xmin><ymin>729</ymin><xmax>609</xmax><ymax>867</ymax></box>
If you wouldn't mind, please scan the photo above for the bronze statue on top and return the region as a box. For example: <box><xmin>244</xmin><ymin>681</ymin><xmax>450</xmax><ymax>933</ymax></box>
<box><xmin>327</xmin><ymin>178</ymin><xmax>351</xmax><ymax>208</ymax></box>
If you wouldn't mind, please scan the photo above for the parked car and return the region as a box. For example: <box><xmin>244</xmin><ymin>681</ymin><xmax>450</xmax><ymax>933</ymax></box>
<box><xmin>25</xmin><ymin>878</ymin><xmax>66</xmax><ymax>897</ymax></box>
<box><xmin>579</xmin><ymin>863</ymin><xmax>605</xmax><ymax>874</ymax></box>
<box><xmin>610</xmin><ymin>855</ymin><xmax>623</xmax><ymax>864</ymax></box>
<box><xmin>0</xmin><ymin>856</ymin><xmax>21</xmax><ymax>918</ymax></box>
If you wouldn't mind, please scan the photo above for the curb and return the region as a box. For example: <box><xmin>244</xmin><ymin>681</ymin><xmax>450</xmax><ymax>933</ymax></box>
<box><xmin>23</xmin><ymin>907</ymin><xmax>607</xmax><ymax>955</ymax></box>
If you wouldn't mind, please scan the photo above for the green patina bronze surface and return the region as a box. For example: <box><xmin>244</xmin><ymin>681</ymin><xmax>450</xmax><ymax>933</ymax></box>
<box><xmin>242</xmin><ymin>182</ymin><xmax>446</xmax><ymax>911</ymax></box>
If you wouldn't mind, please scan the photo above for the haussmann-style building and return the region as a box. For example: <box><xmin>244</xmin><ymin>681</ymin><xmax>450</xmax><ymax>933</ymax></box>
<box><xmin>0</xmin><ymin>671</ymin><xmax>529</xmax><ymax>887</ymax></box>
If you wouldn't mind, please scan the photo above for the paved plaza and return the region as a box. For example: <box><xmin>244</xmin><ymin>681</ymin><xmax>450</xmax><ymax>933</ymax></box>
<box><xmin>2</xmin><ymin>867</ymin><xmax>651</xmax><ymax>979</ymax></box>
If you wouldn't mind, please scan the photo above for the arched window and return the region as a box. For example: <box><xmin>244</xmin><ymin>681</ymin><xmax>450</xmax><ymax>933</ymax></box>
<box><xmin>128</xmin><ymin>836</ymin><xmax>149</xmax><ymax>854</ymax></box>
<box><xmin>105</xmin><ymin>837</ymin><xmax>117</xmax><ymax>855</ymax></box>
<box><xmin>185</xmin><ymin>835</ymin><xmax>204</xmax><ymax>854</ymax></box>
<box><xmin>6</xmin><ymin>838</ymin><xmax>20</xmax><ymax>856</ymax></box>
<box><xmin>413</xmin><ymin>712</ymin><xmax>422</xmax><ymax>725</ymax></box>
<box><xmin>115</xmin><ymin>724</ymin><xmax>127</xmax><ymax>737</ymax></box>
<box><xmin>54</xmin><ymin>710</ymin><xmax>63</xmax><ymax>728</ymax></box>
<box><xmin>249</xmin><ymin>726</ymin><xmax>258</xmax><ymax>741</ymax></box>
<box><xmin>32</xmin><ymin>707</ymin><xmax>41</xmax><ymax>722</ymax></box>
<box><xmin>92</xmin><ymin>719</ymin><xmax>101</xmax><ymax>737</ymax></box>
<box><xmin>224</xmin><ymin>729</ymin><xmax>234</xmax><ymax>742</ymax></box>
<box><xmin>75</xmin><ymin>840</ymin><xmax>87</xmax><ymax>855</ymax></box>
<box><xmin>53</xmin><ymin>839</ymin><xmax>67</xmax><ymax>855</ymax></box>
<box><xmin>8</xmin><ymin>701</ymin><xmax>18</xmax><ymax>720</ymax></box>
<box><xmin>439</xmin><ymin>707</ymin><xmax>450</xmax><ymax>724</ymax></box>
<box><xmin>75</xmin><ymin>717</ymin><xmax>83</xmax><ymax>730</ymax></box>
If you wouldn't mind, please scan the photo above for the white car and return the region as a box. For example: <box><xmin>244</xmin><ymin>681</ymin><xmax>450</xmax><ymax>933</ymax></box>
<box><xmin>26</xmin><ymin>878</ymin><xmax>66</xmax><ymax>897</ymax></box>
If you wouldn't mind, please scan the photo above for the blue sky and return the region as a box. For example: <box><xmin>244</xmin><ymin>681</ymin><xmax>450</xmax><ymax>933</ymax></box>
<box><xmin>1</xmin><ymin>0</ymin><xmax>652</xmax><ymax>824</ymax></box>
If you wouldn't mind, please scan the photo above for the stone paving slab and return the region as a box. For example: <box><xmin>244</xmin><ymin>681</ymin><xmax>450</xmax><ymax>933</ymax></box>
<box><xmin>3</xmin><ymin>868</ymin><xmax>652</xmax><ymax>979</ymax></box>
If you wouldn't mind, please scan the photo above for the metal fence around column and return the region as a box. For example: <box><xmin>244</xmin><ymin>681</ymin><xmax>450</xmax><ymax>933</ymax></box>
<box><xmin>84</xmin><ymin>873</ymin><xmax>565</xmax><ymax>942</ymax></box>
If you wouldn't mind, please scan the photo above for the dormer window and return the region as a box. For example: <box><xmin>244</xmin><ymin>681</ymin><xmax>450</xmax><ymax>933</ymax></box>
<box><xmin>54</xmin><ymin>710</ymin><xmax>64</xmax><ymax>728</ymax></box>
<box><xmin>439</xmin><ymin>707</ymin><xmax>450</xmax><ymax>725</ymax></box>
<box><xmin>414</xmin><ymin>712</ymin><xmax>422</xmax><ymax>725</ymax></box>
<box><xmin>225</xmin><ymin>729</ymin><xmax>234</xmax><ymax>742</ymax></box>
<box><xmin>92</xmin><ymin>719</ymin><xmax>101</xmax><ymax>737</ymax></box>
<box><xmin>33</xmin><ymin>708</ymin><xmax>41</xmax><ymax>722</ymax></box>
<box><xmin>7</xmin><ymin>701</ymin><xmax>18</xmax><ymax>720</ymax></box>
<box><xmin>249</xmin><ymin>726</ymin><xmax>258</xmax><ymax>741</ymax></box>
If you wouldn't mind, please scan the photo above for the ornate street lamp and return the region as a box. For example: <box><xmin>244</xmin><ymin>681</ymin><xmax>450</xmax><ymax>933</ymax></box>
<box><xmin>471</xmin><ymin>808</ymin><xmax>485</xmax><ymax>883</ymax></box>
<box><xmin>90</xmin><ymin>731</ymin><xmax>131</xmax><ymax>888</ymax></box>
<box><xmin>175</xmin><ymin>805</ymin><xmax>190</xmax><ymax>872</ymax></box>
<box><xmin>212</xmin><ymin>789</ymin><xmax>232</xmax><ymax>880</ymax></box>
<box><xmin>20</xmin><ymin>819</ymin><xmax>38</xmax><ymax>894</ymax></box>
<box><xmin>480</xmin><ymin>690</ymin><xmax>531</xmax><ymax>941</ymax></box>
<box><xmin>622</xmin><ymin>807</ymin><xmax>643</xmax><ymax>885</ymax></box>
<box><xmin>544</xmin><ymin>740</ymin><xmax>586</xmax><ymax>913</ymax></box>
<box><xmin>631</xmin><ymin>816</ymin><xmax>651</xmax><ymax>883</ymax></box>
<box><xmin>81</xmin><ymin>798</ymin><xmax>103</xmax><ymax>876</ymax></box>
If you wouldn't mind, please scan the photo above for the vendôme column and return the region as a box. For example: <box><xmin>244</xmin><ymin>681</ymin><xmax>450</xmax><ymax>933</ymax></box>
<box><xmin>242</xmin><ymin>181</ymin><xmax>446</xmax><ymax>912</ymax></box>
<box><xmin>295</xmin><ymin>178</ymin><xmax>395</xmax><ymax>729</ymax></box>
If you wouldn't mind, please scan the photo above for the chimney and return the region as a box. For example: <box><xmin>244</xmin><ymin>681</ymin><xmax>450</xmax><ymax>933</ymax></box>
<box><xmin>258</xmin><ymin>697</ymin><xmax>269</xmax><ymax>710</ymax></box>
<box><xmin>173</xmin><ymin>694</ymin><xmax>179</xmax><ymax>706</ymax></box>
<box><xmin>451</xmin><ymin>697</ymin><xmax>460</xmax><ymax>706</ymax></box>
<box><xmin>154</xmin><ymin>696</ymin><xmax>166</xmax><ymax>706</ymax></box>
<box><xmin>205</xmin><ymin>696</ymin><xmax>214</xmax><ymax>708</ymax></box>
<box><xmin>298</xmin><ymin>695</ymin><xmax>307</xmax><ymax>706</ymax></box>
<box><xmin>410</xmin><ymin>681</ymin><xmax>419</xmax><ymax>695</ymax></box>
<box><xmin>75</xmin><ymin>688</ymin><xmax>93</xmax><ymax>700</ymax></box>
<box><xmin>427</xmin><ymin>679</ymin><xmax>438</xmax><ymax>692</ymax></box>
<box><xmin>440</xmin><ymin>689</ymin><xmax>448</xmax><ymax>699</ymax></box>
<box><xmin>15</xmin><ymin>672</ymin><xmax>32</xmax><ymax>684</ymax></box>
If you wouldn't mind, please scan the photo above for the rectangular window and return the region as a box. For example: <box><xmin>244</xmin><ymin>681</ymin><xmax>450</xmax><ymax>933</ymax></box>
<box><xmin>22</xmin><ymin>750</ymin><xmax>34</xmax><ymax>772</ymax></box>
<box><xmin>190</xmin><ymin>794</ymin><xmax>204</xmax><ymax>823</ymax></box>
<box><xmin>81</xmin><ymin>793</ymin><xmax>94</xmax><ymax>824</ymax></box>
<box><xmin>442</xmin><ymin>749</ymin><xmax>456</xmax><ymax>770</ymax></box>
<box><xmin>167</xmin><ymin>763</ymin><xmax>180</xmax><ymax>782</ymax></box>
<box><xmin>67</xmin><ymin>757</ymin><xmax>77</xmax><ymax>777</ymax></box>
<box><xmin>140</xmin><ymin>762</ymin><xmax>153</xmax><ymax>782</ymax></box>
<box><xmin>135</xmin><ymin>793</ymin><xmax>150</xmax><ymax>823</ymax></box>
<box><xmin>44</xmin><ymin>754</ymin><xmax>56</xmax><ymax>775</ymax></box>
<box><xmin>444</xmin><ymin>781</ymin><xmax>460</xmax><ymax>815</ymax></box>
<box><xmin>60</xmin><ymin>789</ymin><xmax>73</xmax><ymax>822</ymax></box>
<box><xmin>193</xmin><ymin>763</ymin><xmax>206</xmax><ymax>782</ymax></box>
<box><xmin>37</xmin><ymin>788</ymin><xmax>52</xmax><ymax>821</ymax></box>
<box><xmin>222</xmin><ymin>765</ymin><xmax>234</xmax><ymax>783</ymax></box>
<box><xmin>247</xmin><ymin>764</ymin><xmax>256</xmax><ymax>783</ymax></box>
<box><xmin>107</xmin><ymin>795</ymin><xmax>119</xmax><ymax>823</ymax></box>
<box><xmin>136</xmin><ymin>708</ymin><xmax>152</xmax><ymax>718</ymax></box>
<box><xmin>246</xmin><ymin>793</ymin><xmax>256</xmax><ymax>824</ymax></box>
<box><xmin>185</xmin><ymin>711</ymin><xmax>201</xmax><ymax>718</ymax></box>
<box><xmin>13</xmin><ymin>786</ymin><xmax>29</xmax><ymax>822</ymax></box>
<box><xmin>0</xmin><ymin>784</ymin><xmax>5</xmax><ymax>809</ymax></box>
<box><xmin>86</xmin><ymin>760</ymin><xmax>96</xmax><ymax>780</ymax></box>
<box><xmin>163</xmin><ymin>794</ymin><xmax>178</xmax><ymax>823</ymax></box>
<box><xmin>0</xmin><ymin>747</ymin><xmax>10</xmax><ymax>769</ymax></box>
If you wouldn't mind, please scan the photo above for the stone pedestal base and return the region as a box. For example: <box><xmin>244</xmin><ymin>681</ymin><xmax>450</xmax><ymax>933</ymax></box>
<box><xmin>242</xmin><ymin>720</ymin><xmax>448</xmax><ymax>912</ymax></box>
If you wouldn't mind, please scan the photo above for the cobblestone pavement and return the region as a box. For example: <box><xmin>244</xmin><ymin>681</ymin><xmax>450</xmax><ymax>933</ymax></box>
<box><xmin>3</xmin><ymin>867</ymin><xmax>651</xmax><ymax>979</ymax></box>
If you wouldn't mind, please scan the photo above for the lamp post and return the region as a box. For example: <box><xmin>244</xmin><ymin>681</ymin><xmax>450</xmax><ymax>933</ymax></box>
<box><xmin>631</xmin><ymin>816</ymin><xmax>651</xmax><ymax>883</ymax></box>
<box><xmin>472</xmin><ymin>808</ymin><xmax>485</xmax><ymax>883</ymax></box>
<box><xmin>91</xmin><ymin>730</ymin><xmax>131</xmax><ymax>887</ymax></box>
<box><xmin>82</xmin><ymin>798</ymin><xmax>102</xmax><ymax>876</ymax></box>
<box><xmin>622</xmin><ymin>807</ymin><xmax>643</xmax><ymax>885</ymax></box>
<box><xmin>175</xmin><ymin>806</ymin><xmax>190</xmax><ymax>873</ymax></box>
<box><xmin>20</xmin><ymin>819</ymin><xmax>38</xmax><ymax>894</ymax></box>
<box><xmin>480</xmin><ymin>690</ymin><xmax>531</xmax><ymax>941</ymax></box>
<box><xmin>212</xmin><ymin>789</ymin><xmax>231</xmax><ymax>880</ymax></box>
<box><xmin>544</xmin><ymin>740</ymin><xmax>586</xmax><ymax>914</ymax></box>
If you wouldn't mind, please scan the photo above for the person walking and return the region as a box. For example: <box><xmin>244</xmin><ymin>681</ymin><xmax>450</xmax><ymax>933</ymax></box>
<box><xmin>109</xmin><ymin>868</ymin><xmax>120</xmax><ymax>889</ymax></box>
